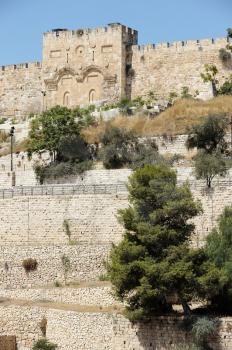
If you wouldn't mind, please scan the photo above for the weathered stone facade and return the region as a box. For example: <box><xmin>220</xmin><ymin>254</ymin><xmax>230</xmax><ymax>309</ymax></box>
<box><xmin>0</xmin><ymin>305</ymin><xmax>232</xmax><ymax>350</ymax></box>
<box><xmin>0</xmin><ymin>23</ymin><xmax>231</xmax><ymax>117</ymax></box>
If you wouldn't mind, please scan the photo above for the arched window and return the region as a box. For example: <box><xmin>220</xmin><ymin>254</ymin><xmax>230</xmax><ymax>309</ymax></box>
<box><xmin>89</xmin><ymin>89</ymin><xmax>96</xmax><ymax>103</ymax></box>
<box><xmin>63</xmin><ymin>91</ymin><xmax>70</xmax><ymax>106</ymax></box>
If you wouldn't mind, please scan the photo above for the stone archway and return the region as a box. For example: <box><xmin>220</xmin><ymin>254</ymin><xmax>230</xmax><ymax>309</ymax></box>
<box><xmin>44</xmin><ymin>65</ymin><xmax>109</xmax><ymax>107</ymax></box>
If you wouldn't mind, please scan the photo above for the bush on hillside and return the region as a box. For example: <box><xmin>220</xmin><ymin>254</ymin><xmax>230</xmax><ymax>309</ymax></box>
<box><xmin>186</xmin><ymin>115</ymin><xmax>228</xmax><ymax>154</ymax></box>
<box><xmin>32</xmin><ymin>338</ymin><xmax>57</xmax><ymax>350</ymax></box>
<box><xmin>99</xmin><ymin>127</ymin><xmax>137</xmax><ymax>169</ymax></box>
<box><xmin>218</xmin><ymin>75</ymin><xmax>232</xmax><ymax>96</ymax></box>
<box><xmin>130</xmin><ymin>139</ymin><xmax>162</xmax><ymax>169</ymax></box>
<box><xmin>34</xmin><ymin>160</ymin><xmax>93</xmax><ymax>184</ymax></box>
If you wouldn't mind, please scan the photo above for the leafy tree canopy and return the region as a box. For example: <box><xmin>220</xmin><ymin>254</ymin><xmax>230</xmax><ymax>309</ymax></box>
<box><xmin>28</xmin><ymin>106</ymin><xmax>95</xmax><ymax>158</ymax></box>
<box><xmin>186</xmin><ymin>115</ymin><xmax>228</xmax><ymax>154</ymax></box>
<box><xmin>205</xmin><ymin>206</ymin><xmax>232</xmax><ymax>311</ymax></box>
<box><xmin>107</xmin><ymin>164</ymin><xmax>225</xmax><ymax>320</ymax></box>
<box><xmin>194</xmin><ymin>151</ymin><xmax>228</xmax><ymax>188</ymax></box>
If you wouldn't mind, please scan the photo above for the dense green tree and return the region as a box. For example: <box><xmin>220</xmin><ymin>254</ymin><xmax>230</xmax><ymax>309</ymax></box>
<box><xmin>186</xmin><ymin>115</ymin><xmax>228</xmax><ymax>154</ymax></box>
<box><xmin>194</xmin><ymin>151</ymin><xmax>228</xmax><ymax>188</ymax></box>
<box><xmin>107</xmin><ymin>164</ymin><xmax>224</xmax><ymax>320</ymax></box>
<box><xmin>28</xmin><ymin>105</ymin><xmax>95</xmax><ymax>160</ymax></box>
<box><xmin>205</xmin><ymin>206</ymin><xmax>232</xmax><ymax>312</ymax></box>
<box><xmin>28</xmin><ymin>106</ymin><xmax>80</xmax><ymax>159</ymax></box>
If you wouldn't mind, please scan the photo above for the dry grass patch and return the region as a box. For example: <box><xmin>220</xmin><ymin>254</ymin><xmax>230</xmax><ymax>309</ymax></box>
<box><xmin>82</xmin><ymin>96</ymin><xmax>232</xmax><ymax>142</ymax></box>
<box><xmin>0</xmin><ymin>139</ymin><xmax>29</xmax><ymax>157</ymax></box>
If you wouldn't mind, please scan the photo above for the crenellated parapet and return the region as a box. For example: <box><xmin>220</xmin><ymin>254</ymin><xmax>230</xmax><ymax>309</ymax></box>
<box><xmin>0</xmin><ymin>61</ymin><xmax>41</xmax><ymax>72</ymax></box>
<box><xmin>131</xmin><ymin>37</ymin><xmax>229</xmax><ymax>53</ymax></box>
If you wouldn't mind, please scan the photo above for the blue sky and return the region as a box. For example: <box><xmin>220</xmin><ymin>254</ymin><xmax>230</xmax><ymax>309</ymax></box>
<box><xmin>0</xmin><ymin>0</ymin><xmax>231</xmax><ymax>65</ymax></box>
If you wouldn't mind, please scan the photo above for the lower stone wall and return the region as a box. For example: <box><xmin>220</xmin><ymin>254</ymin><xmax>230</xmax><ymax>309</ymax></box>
<box><xmin>0</xmin><ymin>183</ymin><xmax>231</xmax><ymax>247</ymax></box>
<box><xmin>191</xmin><ymin>183</ymin><xmax>232</xmax><ymax>246</ymax></box>
<box><xmin>0</xmin><ymin>285</ymin><xmax>117</xmax><ymax>307</ymax></box>
<box><xmin>0</xmin><ymin>244</ymin><xmax>109</xmax><ymax>288</ymax></box>
<box><xmin>0</xmin><ymin>305</ymin><xmax>231</xmax><ymax>350</ymax></box>
<box><xmin>0</xmin><ymin>193</ymin><xmax>127</xmax><ymax>245</ymax></box>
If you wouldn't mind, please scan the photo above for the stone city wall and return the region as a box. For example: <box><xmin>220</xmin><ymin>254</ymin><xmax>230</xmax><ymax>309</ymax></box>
<box><xmin>0</xmin><ymin>193</ymin><xmax>127</xmax><ymax>245</ymax></box>
<box><xmin>0</xmin><ymin>176</ymin><xmax>231</xmax><ymax>247</ymax></box>
<box><xmin>130</xmin><ymin>37</ymin><xmax>231</xmax><ymax>100</ymax></box>
<box><xmin>0</xmin><ymin>63</ymin><xmax>42</xmax><ymax>118</ymax></box>
<box><xmin>0</xmin><ymin>244</ymin><xmax>109</xmax><ymax>289</ymax></box>
<box><xmin>1</xmin><ymin>23</ymin><xmax>231</xmax><ymax>118</ymax></box>
<box><xmin>0</xmin><ymin>305</ymin><xmax>232</xmax><ymax>350</ymax></box>
<box><xmin>0</xmin><ymin>183</ymin><xmax>230</xmax><ymax>288</ymax></box>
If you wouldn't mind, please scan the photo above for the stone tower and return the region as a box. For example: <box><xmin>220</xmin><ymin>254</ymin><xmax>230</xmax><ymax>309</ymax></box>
<box><xmin>42</xmin><ymin>23</ymin><xmax>138</xmax><ymax>109</ymax></box>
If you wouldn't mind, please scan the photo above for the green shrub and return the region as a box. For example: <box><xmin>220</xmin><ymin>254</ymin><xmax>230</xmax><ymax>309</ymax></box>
<box><xmin>130</xmin><ymin>140</ymin><xmax>162</xmax><ymax>169</ymax></box>
<box><xmin>191</xmin><ymin>317</ymin><xmax>219</xmax><ymax>349</ymax></box>
<box><xmin>34</xmin><ymin>163</ymin><xmax>46</xmax><ymax>185</ymax></box>
<box><xmin>218</xmin><ymin>75</ymin><xmax>232</xmax><ymax>95</ymax></box>
<box><xmin>34</xmin><ymin>160</ymin><xmax>93</xmax><ymax>184</ymax></box>
<box><xmin>32</xmin><ymin>338</ymin><xmax>57</xmax><ymax>350</ymax></box>
<box><xmin>181</xmin><ymin>86</ymin><xmax>193</xmax><ymax>99</ymax></box>
<box><xmin>100</xmin><ymin>127</ymin><xmax>137</xmax><ymax>169</ymax></box>
<box><xmin>99</xmin><ymin>274</ymin><xmax>110</xmax><ymax>281</ymax></box>
<box><xmin>0</xmin><ymin>117</ymin><xmax>7</xmax><ymax>124</ymax></box>
<box><xmin>22</xmin><ymin>258</ymin><xmax>38</xmax><ymax>272</ymax></box>
<box><xmin>219</xmin><ymin>48</ymin><xmax>232</xmax><ymax>63</ymax></box>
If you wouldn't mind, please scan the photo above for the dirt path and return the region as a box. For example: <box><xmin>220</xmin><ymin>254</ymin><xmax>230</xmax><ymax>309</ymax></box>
<box><xmin>0</xmin><ymin>297</ymin><xmax>124</xmax><ymax>314</ymax></box>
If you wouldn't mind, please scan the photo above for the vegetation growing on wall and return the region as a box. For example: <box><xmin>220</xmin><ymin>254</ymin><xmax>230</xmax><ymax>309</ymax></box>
<box><xmin>22</xmin><ymin>258</ymin><xmax>38</xmax><ymax>273</ymax></box>
<box><xmin>177</xmin><ymin>316</ymin><xmax>219</xmax><ymax>350</ymax></box>
<box><xmin>33</xmin><ymin>338</ymin><xmax>57</xmax><ymax>350</ymax></box>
